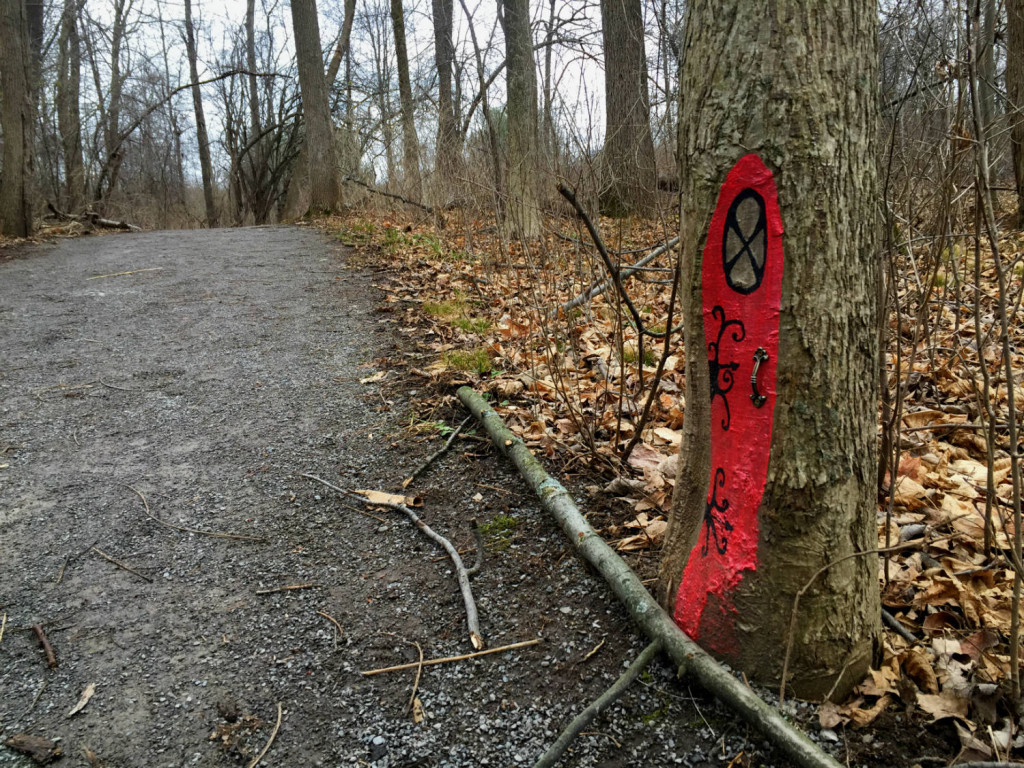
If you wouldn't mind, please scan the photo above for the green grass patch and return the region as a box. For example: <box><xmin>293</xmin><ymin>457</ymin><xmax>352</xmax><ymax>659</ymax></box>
<box><xmin>442</xmin><ymin>348</ymin><xmax>493</xmax><ymax>374</ymax></box>
<box><xmin>479</xmin><ymin>514</ymin><xmax>519</xmax><ymax>551</ymax></box>
<box><xmin>423</xmin><ymin>299</ymin><xmax>465</xmax><ymax>319</ymax></box>
<box><xmin>454</xmin><ymin>316</ymin><xmax>491</xmax><ymax>334</ymax></box>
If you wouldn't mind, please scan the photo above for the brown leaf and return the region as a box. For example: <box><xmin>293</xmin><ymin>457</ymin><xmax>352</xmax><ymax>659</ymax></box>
<box><xmin>353</xmin><ymin>489</ymin><xmax>423</xmax><ymax>508</ymax></box>
<box><xmin>917</xmin><ymin>692</ymin><xmax>970</xmax><ymax>723</ymax></box>
<box><xmin>3</xmin><ymin>734</ymin><xmax>63</xmax><ymax>764</ymax></box>
<box><xmin>847</xmin><ymin>694</ymin><xmax>894</xmax><ymax>727</ymax></box>
<box><xmin>627</xmin><ymin>443</ymin><xmax>664</xmax><ymax>472</ymax></box>
<box><xmin>902</xmin><ymin>650</ymin><xmax>939</xmax><ymax>694</ymax></box>
<box><xmin>68</xmin><ymin>682</ymin><xmax>97</xmax><ymax>717</ymax></box>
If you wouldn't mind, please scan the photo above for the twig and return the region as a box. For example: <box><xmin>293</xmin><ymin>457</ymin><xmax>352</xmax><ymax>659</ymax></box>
<box><xmin>458</xmin><ymin>386</ymin><xmax>842</xmax><ymax>768</ymax></box>
<box><xmin>407</xmin><ymin>641</ymin><xmax>424</xmax><ymax>714</ymax></box>
<box><xmin>342</xmin><ymin>175</ymin><xmax>434</xmax><ymax>213</ymax></box>
<box><xmin>402</xmin><ymin>416</ymin><xmax>472</xmax><ymax>488</ymax></box>
<box><xmin>881</xmin><ymin>608</ymin><xmax>918</xmax><ymax>644</ymax></box>
<box><xmin>581</xmin><ymin>638</ymin><xmax>605</xmax><ymax>663</ymax></box>
<box><xmin>554</xmin><ymin>236</ymin><xmax>680</xmax><ymax>318</ymax></box>
<box><xmin>99</xmin><ymin>380</ymin><xmax>136</xmax><ymax>392</ymax></box>
<box><xmin>247</xmin><ymin>702</ymin><xmax>282</xmax><ymax>768</ymax></box>
<box><xmin>533</xmin><ymin>640</ymin><xmax>662</xmax><ymax>768</ymax></box>
<box><xmin>33</xmin><ymin>625</ymin><xmax>58</xmax><ymax>668</ymax></box>
<box><xmin>361</xmin><ymin>638</ymin><xmax>542</xmax><ymax>675</ymax></box>
<box><xmin>86</xmin><ymin>267</ymin><xmax>161</xmax><ymax>280</ymax></box>
<box><xmin>91</xmin><ymin>547</ymin><xmax>153</xmax><ymax>583</ymax></box>
<box><xmin>316</xmin><ymin>610</ymin><xmax>343</xmax><ymax>636</ymax></box>
<box><xmin>255</xmin><ymin>584</ymin><xmax>319</xmax><ymax>595</ymax></box>
<box><xmin>303</xmin><ymin>473</ymin><xmax>484</xmax><ymax>649</ymax></box>
<box><xmin>0</xmin><ymin>613</ymin><xmax>6</xmax><ymax>646</ymax></box>
<box><xmin>55</xmin><ymin>554</ymin><xmax>69</xmax><ymax>584</ymax></box>
<box><xmin>127</xmin><ymin>485</ymin><xmax>265</xmax><ymax>541</ymax></box>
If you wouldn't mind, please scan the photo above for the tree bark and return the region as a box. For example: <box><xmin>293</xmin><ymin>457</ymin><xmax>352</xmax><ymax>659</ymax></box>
<box><xmin>57</xmin><ymin>0</ymin><xmax>85</xmax><ymax>212</ymax></box>
<box><xmin>290</xmin><ymin>0</ymin><xmax>340</xmax><ymax>214</ymax></box>
<box><xmin>390</xmin><ymin>0</ymin><xmax>423</xmax><ymax>201</ymax></box>
<box><xmin>0</xmin><ymin>0</ymin><xmax>33</xmax><ymax>237</ymax></box>
<box><xmin>184</xmin><ymin>0</ymin><xmax>218</xmax><ymax>227</ymax></box>
<box><xmin>599</xmin><ymin>0</ymin><xmax>657</xmax><ymax>216</ymax></box>
<box><xmin>1008</xmin><ymin>0</ymin><xmax>1024</xmax><ymax>226</ymax></box>
<box><xmin>433</xmin><ymin>0</ymin><xmax>462</xmax><ymax>190</ymax></box>
<box><xmin>501</xmin><ymin>0</ymin><xmax>540</xmax><ymax>238</ymax></box>
<box><xmin>658</xmin><ymin>0</ymin><xmax>881</xmax><ymax>701</ymax></box>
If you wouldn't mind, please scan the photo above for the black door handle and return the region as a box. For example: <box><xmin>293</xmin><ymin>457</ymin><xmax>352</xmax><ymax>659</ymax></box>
<box><xmin>750</xmin><ymin>348</ymin><xmax>768</xmax><ymax>408</ymax></box>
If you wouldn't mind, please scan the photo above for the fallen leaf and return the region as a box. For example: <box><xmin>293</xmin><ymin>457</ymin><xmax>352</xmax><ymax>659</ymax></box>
<box><xmin>68</xmin><ymin>682</ymin><xmax>96</xmax><ymax>717</ymax></box>
<box><xmin>627</xmin><ymin>443</ymin><xmax>664</xmax><ymax>472</ymax></box>
<box><xmin>847</xmin><ymin>694</ymin><xmax>894</xmax><ymax>726</ymax></box>
<box><xmin>353</xmin><ymin>489</ymin><xmax>423</xmax><ymax>508</ymax></box>
<box><xmin>902</xmin><ymin>650</ymin><xmax>939</xmax><ymax>694</ymax></box>
<box><xmin>359</xmin><ymin>370</ymin><xmax>387</xmax><ymax>384</ymax></box>
<box><xmin>652</xmin><ymin>427</ymin><xmax>681</xmax><ymax>447</ymax></box>
<box><xmin>917</xmin><ymin>691</ymin><xmax>970</xmax><ymax>723</ymax></box>
<box><xmin>3</xmin><ymin>734</ymin><xmax>62</xmax><ymax>764</ymax></box>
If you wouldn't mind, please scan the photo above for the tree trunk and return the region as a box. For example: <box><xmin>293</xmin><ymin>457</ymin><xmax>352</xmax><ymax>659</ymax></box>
<box><xmin>99</xmin><ymin>0</ymin><xmax>128</xmax><ymax>208</ymax></box>
<box><xmin>0</xmin><ymin>0</ymin><xmax>33</xmax><ymax>237</ymax></box>
<box><xmin>390</xmin><ymin>0</ymin><xmax>423</xmax><ymax>201</ymax></box>
<box><xmin>57</xmin><ymin>0</ymin><xmax>85</xmax><ymax>212</ymax></box>
<box><xmin>184</xmin><ymin>0</ymin><xmax>218</xmax><ymax>227</ymax></box>
<box><xmin>1008</xmin><ymin>0</ymin><xmax>1024</xmax><ymax>226</ymax></box>
<box><xmin>433</xmin><ymin>0</ymin><xmax>461</xmax><ymax>191</ymax></box>
<box><xmin>290</xmin><ymin>0</ymin><xmax>340</xmax><ymax>214</ymax></box>
<box><xmin>599</xmin><ymin>0</ymin><xmax>657</xmax><ymax>216</ymax></box>
<box><xmin>283</xmin><ymin>0</ymin><xmax>355</xmax><ymax>219</ymax></box>
<box><xmin>657</xmin><ymin>0</ymin><xmax>881</xmax><ymax>701</ymax></box>
<box><xmin>501</xmin><ymin>0</ymin><xmax>540</xmax><ymax>238</ymax></box>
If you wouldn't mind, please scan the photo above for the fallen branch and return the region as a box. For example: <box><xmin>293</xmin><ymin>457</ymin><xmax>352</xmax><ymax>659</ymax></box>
<box><xmin>361</xmin><ymin>638</ymin><xmax>541</xmax><ymax>676</ymax></box>
<box><xmin>247</xmin><ymin>702</ymin><xmax>282</xmax><ymax>768</ymax></box>
<box><xmin>303</xmin><ymin>473</ymin><xmax>484</xmax><ymax>649</ymax></box>
<box><xmin>342</xmin><ymin>175</ymin><xmax>434</xmax><ymax>214</ymax></box>
<box><xmin>457</xmin><ymin>386</ymin><xmax>842</xmax><ymax>768</ymax></box>
<box><xmin>881</xmin><ymin>607</ymin><xmax>918</xmax><ymax>644</ymax></box>
<box><xmin>127</xmin><ymin>485</ymin><xmax>265</xmax><ymax>541</ymax></box>
<box><xmin>91</xmin><ymin>546</ymin><xmax>153</xmax><ymax>583</ymax></box>
<box><xmin>255</xmin><ymin>584</ymin><xmax>319</xmax><ymax>595</ymax></box>
<box><xmin>402</xmin><ymin>416</ymin><xmax>472</xmax><ymax>488</ymax></box>
<box><xmin>534</xmin><ymin>639</ymin><xmax>662</xmax><ymax>768</ymax></box>
<box><xmin>33</xmin><ymin>625</ymin><xmax>57</xmax><ymax>668</ymax></box>
<box><xmin>553</xmin><ymin>236</ymin><xmax>680</xmax><ymax>318</ymax></box>
<box><xmin>49</xmin><ymin>203</ymin><xmax>142</xmax><ymax>232</ymax></box>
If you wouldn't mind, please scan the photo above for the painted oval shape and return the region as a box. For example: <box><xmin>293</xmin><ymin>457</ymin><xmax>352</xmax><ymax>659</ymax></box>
<box><xmin>673</xmin><ymin>154</ymin><xmax>784</xmax><ymax>655</ymax></box>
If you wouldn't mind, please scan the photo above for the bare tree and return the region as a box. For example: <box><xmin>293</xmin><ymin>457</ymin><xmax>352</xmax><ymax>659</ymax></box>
<box><xmin>433</xmin><ymin>0</ymin><xmax>462</xmax><ymax>190</ymax></box>
<box><xmin>290</xmin><ymin>0</ymin><xmax>340</xmax><ymax>213</ymax></box>
<box><xmin>391</xmin><ymin>0</ymin><xmax>423</xmax><ymax>200</ymax></box>
<box><xmin>0</xmin><ymin>0</ymin><xmax>33</xmax><ymax>236</ymax></box>
<box><xmin>184</xmin><ymin>0</ymin><xmax>218</xmax><ymax>227</ymax></box>
<box><xmin>501</xmin><ymin>0</ymin><xmax>540</xmax><ymax>237</ymax></box>
<box><xmin>600</xmin><ymin>0</ymin><xmax>657</xmax><ymax>216</ymax></box>
<box><xmin>57</xmin><ymin>0</ymin><xmax>85</xmax><ymax>212</ymax></box>
<box><xmin>1008</xmin><ymin>0</ymin><xmax>1024</xmax><ymax>225</ymax></box>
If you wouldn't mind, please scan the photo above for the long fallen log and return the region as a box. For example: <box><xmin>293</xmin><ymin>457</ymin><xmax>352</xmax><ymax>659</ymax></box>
<box><xmin>552</xmin><ymin>235</ymin><xmax>680</xmax><ymax>319</ymax></box>
<box><xmin>457</xmin><ymin>386</ymin><xmax>841</xmax><ymax>768</ymax></box>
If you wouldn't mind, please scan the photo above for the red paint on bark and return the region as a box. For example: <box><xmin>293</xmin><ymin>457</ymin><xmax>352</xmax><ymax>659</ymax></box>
<box><xmin>673</xmin><ymin>154</ymin><xmax>784</xmax><ymax>653</ymax></box>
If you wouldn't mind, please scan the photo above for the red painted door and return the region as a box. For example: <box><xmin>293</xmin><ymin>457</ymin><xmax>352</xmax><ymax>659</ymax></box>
<box><xmin>673</xmin><ymin>154</ymin><xmax>784</xmax><ymax>654</ymax></box>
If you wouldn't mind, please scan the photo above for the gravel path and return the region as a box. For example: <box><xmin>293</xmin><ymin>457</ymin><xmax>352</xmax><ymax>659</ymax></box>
<box><xmin>0</xmin><ymin>227</ymin><xmax>802</xmax><ymax>767</ymax></box>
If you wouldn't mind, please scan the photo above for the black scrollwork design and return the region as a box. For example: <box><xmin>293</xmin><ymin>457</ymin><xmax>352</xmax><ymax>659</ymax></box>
<box><xmin>702</xmin><ymin>467</ymin><xmax>732</xmax><ymax>556</ymax></box>
<box><xmin>708</xmin><ymin>305</ymin><xmax>745</xmax><ymax>431</ymax></box>
<box><xmin>722</xmin><ymin>188</ymin><xmax>768</xmax><ymax>294</ymax></box>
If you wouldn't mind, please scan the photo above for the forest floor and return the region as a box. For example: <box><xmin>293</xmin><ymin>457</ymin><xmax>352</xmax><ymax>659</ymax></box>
<box><xmin>0</xmin><ymin>220</ymin><xmax>988</xmax><ymax>768</ymax></box>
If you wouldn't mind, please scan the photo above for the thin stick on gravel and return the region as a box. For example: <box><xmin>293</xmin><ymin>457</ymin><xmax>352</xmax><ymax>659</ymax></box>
<box><xmin>91</xmin><ymin>547</ymin><xmax>153</xmax><ymax>583</ymax></box>
<box><xmin>316</xmin><ymin>610</ymin><xmax>343</xmax><ymax>635</ymax></box>
<box><xmin>534</xmin><ymin>640</ymin><xmax>662</xmax><ymax>768</ymax></box>
<box><xmin>86</xmin><ymin>267</ymin><xmax>162</xmax><ymax>280</ymax></box>
<box><xmin>457</xmin><ymin>386</ymin><xmax>842</xmax><ymax>768</ymax></box>
<box><xmin>55</xmin><ymin>555</ymin><xmax>69</xmax><ymax>584</ymax></box>
<box><xmin>0</xmin><ymin>613</ymin><xmax>6</xmax><ymax>646</ymax></box>
<box><xmin>407</xmin><ymin>641</ymin><xmax>424</xmax><ymax>714</ymax></box>
<box><xmin>127</xmin><ymin>485</ymin><xmax>265</xmax><ymax>542</ymax></box>
<box><xmin>302</xmin><ymin>472</ymin><xmax>485</xmax><ymax>650</ymax></box>
<box><xmin>402</xmin><ymin>416</ymin><xmax>472</xmax><ymax>488</ymax></box>
<box><xmin>255</xmin><ymin>584</ymin><xmax>319</xmax><ymax>595</ymax></box>
<box><xmin>247</xmin><ymin>702</ymin><xmax>282</xmax><ymax>768</ymax></box>
<box><xmin>361</xmin><ymin>638</ymin><xmax>542</xmax><ymax>676</ymax></box>
<box><xmin>32</xmin><ymin>625</ymin><xmax>57</xmax><ymax>668</ymax></box>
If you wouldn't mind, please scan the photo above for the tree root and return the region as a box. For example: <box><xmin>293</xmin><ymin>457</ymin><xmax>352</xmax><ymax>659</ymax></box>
<box><xmin>457</xmin><ymin>386</ymin><xmax>842</xmax><ymax>768</ymax></box>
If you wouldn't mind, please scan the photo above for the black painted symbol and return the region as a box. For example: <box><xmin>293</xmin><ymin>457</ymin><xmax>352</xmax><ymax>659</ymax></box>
<box><xmin>708</xmin><ymin>305</ymin><xmax>745</xmax><ymax>431</ymax></box>
<box><xmin>701</xmin><ymin>467</ymin><xmax>732</xmax><ymax>556</ymax></box>
<box><xmin>722</xmin><ymin>188</ymin><xmax>767</xmax><ymax>294</ymax></box>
